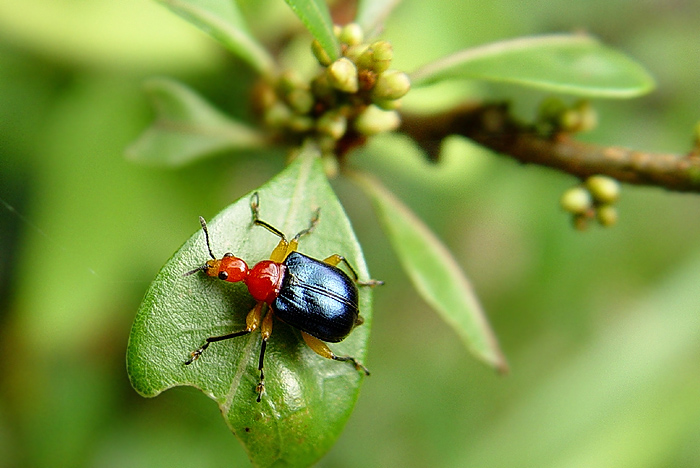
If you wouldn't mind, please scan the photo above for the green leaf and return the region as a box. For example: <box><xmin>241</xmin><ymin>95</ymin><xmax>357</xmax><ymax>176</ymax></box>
<box><xmin>126</xmin><ymin>78</ymin><xmax>267</xmax><ymax>167</ymax></box>
<box><xmin>156</xmin><ymin>0</ymin><xmax>275</xmax><ymax>75</ymax></box>
<box><xmin>355</xmin><ymin>0</ymin><xmax>402</xmax><ymax>39</ymax></box>
<box><xmin>284</xmin><ymin>0</ymin><xmax>340</xmax><ymax>62</ymax></box>
<box><xmin>410</xmin><ymin>34</ymin><xmax>656</xmax><ymax>98</ymax></box>
<box><xmin>352</xmin><ymin>172</ymin><xmax>508</xmax><ymax>372</ymax></box>
<box><xmin>127</xmin><ymin>148</ymin><xmax>374</xmax><ymax>467</ymax></box>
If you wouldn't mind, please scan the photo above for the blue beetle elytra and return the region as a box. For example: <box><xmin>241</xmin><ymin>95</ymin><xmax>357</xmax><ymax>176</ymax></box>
<box><xmin>184</xmin><ymin>193</ymin><xmax>382</xmax><ymax>402</ymax></box>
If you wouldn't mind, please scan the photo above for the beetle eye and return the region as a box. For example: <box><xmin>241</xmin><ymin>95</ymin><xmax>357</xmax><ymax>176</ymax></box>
<box><xmin>218</xmin><ymin>271</ymin><xmax>229</xmax><ymax>280</ymax></box>
<box><xmin>223</xmin><ymin>252</ymin><xmax>234</xmax><ymax>257</ymax></box>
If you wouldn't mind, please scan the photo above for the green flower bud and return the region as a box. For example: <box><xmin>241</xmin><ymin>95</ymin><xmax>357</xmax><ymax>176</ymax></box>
<box><xmin>311</xmin><ymin>73</ymin><xmax>334</xmax><ymax>100</ymax></box>
<box><xmin>339</xmin><ymin>23</ymin><xmax>363</xmax><ymax>46</ymax></box>
<box><xmin>287</xmin><ymin>114</ymin><xmax>314</xmax><ymax>133</ymax></box>
<box><xmin>585</xmin><ymin>175</ymin><xmax>620</xmax><ymax>204</ymax></box>
<box><xmin>372</xmin><ymin>97</ymin><xmax>402</xmax><ymax>111</ymax></box>
<box><xmin>327</xmin><ymin>58</ymin><xmax>359</xmax><ymax>93</ymax></box>
<box><xmin>278</xmin><ymin>70</ymin><xmax>304</xmax><ymax>93</ymax></box>
<box><xmin>345</xmin><ymin>44</ymin><xmax>369</xmax><ymax>62</ymax></box>
<box><xmin>322</xmin><ymin>152</ymin><xmax>340</xmax><ymax>178</ymax></box>
<box><xmin>311</xmin><ymin>39</ymin><xmax>332</xmax><ymax>66</ymax></box>
<box><xmin>256</xmin><ymin>84</ymin><xmax>277</xmax><ymax>110</ymax></box>
<box><xmin>596</xmin><ymin>204</ymin><xmax>618</xmax><ymax>227</ymax></box>
<box><xmin>574</xmin><ymin>100</ymin><xmax>597</xmax><ymax>132</ymax></box>
<box><xmin>317</xmin><ymin>110</ymin><xmax>347</xmax><ymax>140</ymax></box>
<box><xmin>538</xmin><ymin>97</ymin><xmax>567</xmax><ymax>123</ymax></box>
<box><xmin>559</xmin><ymin>109</ymin><xmax>581</xmax><ymax>132</ymax></box>
<box><xmin>358</xmin><ymin>41</ymin><xmax>393</xmax><ymax>73</ymax></box>
<box><xmin>560</xmin><ymin>186</ymin><xmax>593</xmax><ymax>214</ymax></box>
<box><xmin>286</xmin><ymin>88</ymin><xmax>314</xmax><ymax>115</ymax></box>
<box><xmin>371</xmin><ymin>70</ymin><xmax>411</xmax><ymax>101</ymax></box>
<box><xmin>369</xmin><ymin>41</ymin><xmax>393</xmax><ymax>73</ymax></box>
<box><xmin>264</xmin><ymin>102</ymin><xmax>292</xmax><ymax>129</ymax></box>
<box><xmin>354</xmin><ymin>105</ymin><xmax>400</xmax><ymax>136</ymax></box>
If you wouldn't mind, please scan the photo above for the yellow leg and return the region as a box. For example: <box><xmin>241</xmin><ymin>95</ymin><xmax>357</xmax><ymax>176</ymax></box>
<box><xmin>250</xmin><ymin>192</ymin><xmax>319</xmax><ymax>262</ymax></box>
<box><xmin>323</xmin><ymin>254</ymin><xmax>343</xmax><ymax>267</ymax></box>
<box><xmin>245</xmin><ymin>302</ymin><xmax>264</xmax><ymax>332</ymax></box>
<box><xmin>267</xmin><ymin>237</ymin><xmax>299</xmax><ymax>262</ymax></box>
<box><xmin>323</xmin><ymin>255</ymin><xmax>383</xmax><ymax>287</ymax></box>
<box><xmin>301</xmin><ymin>332</ymin><xmax>370</xmax><ymax>375</ymax></box>
<box><xmin>269</xmin><ymin>238</ymin><xmax>290</xmax><ymax>262</ymax></box>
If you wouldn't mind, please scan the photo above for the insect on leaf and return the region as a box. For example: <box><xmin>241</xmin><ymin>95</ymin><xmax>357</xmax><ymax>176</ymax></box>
<box><xmin>127</xmin><ymin>148</ymin><xmax>374</xmax><ymax>467</ymax></box>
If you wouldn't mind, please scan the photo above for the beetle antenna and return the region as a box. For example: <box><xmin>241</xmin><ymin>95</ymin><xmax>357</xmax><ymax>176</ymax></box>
<box><xmin>183</xmin><ymin>264</ymin><xmax>208</xmax><ymax>277</ymax></box>
<box><xmin>199</xmin><ymin>216</ymin><xmax>216</xmax><ymax>260</ymax></box>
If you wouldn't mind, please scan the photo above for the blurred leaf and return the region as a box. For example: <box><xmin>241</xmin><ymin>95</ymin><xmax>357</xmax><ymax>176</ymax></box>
<box><xmin>284</xmin><ymin>0</ymin><xmax>340</xmax><ymax>61</ymax></box>
<box><xmin>127</xmin><ymin>148</ymin><xmax>374</xmax><ymax>467</ymax></box>
<box><xmin>458</xmin><ymin>249</ymin><xmax>700</xmax><ymax>468</ymax></box>
<box><xmin>126</xmin><ymin>78</ymin><xmax>267</xmax><ymax>167</ymax></box>
<box><xmin>410</xmin><ymin>34</ymin><xmax>656</xmax><ymax>98</ymax></box>
<box><xmin>156</xmin><ymin>0</ymin><xmax>275</xmax><ymax>75</ymax></box>
<box><xmin>352</xmin><ymin>172</ymin><xmax>508</xmax><ymax>372</ymax></box>
<box><xmin>355</xmin><ymin>0</ymin><xmax>402</xmax><ymax>39</ymax></box>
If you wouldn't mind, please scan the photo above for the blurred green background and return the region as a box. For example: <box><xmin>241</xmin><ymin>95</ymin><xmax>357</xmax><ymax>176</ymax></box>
<box><xmin>2</xmin><ymin>0</ymin><xmax>700</xmax><ymax>466</ymax></box>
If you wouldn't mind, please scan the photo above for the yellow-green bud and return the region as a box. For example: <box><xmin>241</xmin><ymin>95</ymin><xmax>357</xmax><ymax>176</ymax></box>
<box><xmin>278</xmin><ymin>70</ymin><xmax>304</xmax><ymax>93</ymax></box>
<box><xmin>585</xmin><ymin>175</ymin><xmax>620</xmax><ymax>204</ymax></box>
<box><xmin>311</xmin><ymin>73</ymin><xmax>334</xmax><ymax>100</ymax></box>
<box><xmin>322</xmin><ymin>152</ymin><xmax>340</xmax><ymax>178</ymax></box>
<box><xmin>287</xmin><ymin>114</ymin><xmax>314</xmax><ymax>133</ymax></box>
<box><xmin>358</xmin><ymin>41</ymin><xmax>393</xmax><ymax>73</ymax></box>
<box><xmin>560</xmin><ymin>186</ymin><xmax>593</xmax><ymax>214</ymax></box>
<box><xmin>574</xmin><ymin>100</ymin><xmax>597</xmax><ymax>132</ymax></box>
<box><xmin>339</xmin><ymin>23</ymin><xmax>363</xmax><ymax>46</ymax></box>
<box><xmin>538</xmin><ymin>97</ymin><xmax>567</xmax><ymax>123</ymax></box>
<box><xmin>264</xmin><ymin>102</ymin><xmax>292</xmax><ymax>129</ymax></box>
<box><xmin>311</xmin><ymin>40</ymin><xmax>332</xmax><ymax>66</ymax></box>
<box><xmin>372</xmin><ymin>70</ymin><xmax>411</xmax><ymax>101</ymax></box>
<box><xmin>327</xmin><ymin>58</ymin><xmax>359</xmax><ymax>93</ymax></box>
<box><xmin>596</xmin><ymin>204</ymin><xmax>618</xmax><ymax>227</ymax></box>
<box><xmin>354</xmin><ymin>105</ymin><xmax>400</xmax><ymax>136</ymax></box>
<box><xmin>345</xmin><ymin>44</ymin><xmax>369</xmax><ymax>62</ymax></box>
<box><xmin>559</xmin><ymin>109</ymin><xmax>581</xmax><ymax>132</ymax></box>
<box><xmin>370</xmin><ymin>41</ymin><xmax>392</xmax><ymax>73</ymax></box>
<box><xmin>317</xmin><ymin>110</ymin><xmax>347</xmax><ymax>140</ymax></box>
<box><xmin>373</xmin><ymin>97</ymin><xmax>402</xmax><ymax>111</ymax></box>
<box><xmin>286</xmin><ymin>88</ymin><xmax>314</xmax><ymax>115</ymax></box>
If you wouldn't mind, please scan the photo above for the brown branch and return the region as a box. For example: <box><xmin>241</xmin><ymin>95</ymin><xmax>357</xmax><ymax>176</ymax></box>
<box><xmin>399</xmin><ymin>103</ymin><xmax>700</xmax><ymax>193</ymax></box>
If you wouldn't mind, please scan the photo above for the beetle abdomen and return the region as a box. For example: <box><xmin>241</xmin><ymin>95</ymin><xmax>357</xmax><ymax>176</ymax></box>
<box><xmin>273</xmin><ymin>252</ymin><xmax>359</xmax><ymax>343</ymax></box>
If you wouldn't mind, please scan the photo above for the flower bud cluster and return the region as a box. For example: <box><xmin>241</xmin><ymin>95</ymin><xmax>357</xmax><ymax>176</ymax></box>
<box><xmin>258</xmin><ymin>22</ymin><xmax>411</xmax><ymax>165</ymax></box>
<box><xmin>560</xmin><ymin>175</ymin><xmax>621</xmax><ymax>230</ymax></box>
<box><xmin>537</xmin><ymin>98</ymin><xmax>598</xmax><ymax>136</ymax></box>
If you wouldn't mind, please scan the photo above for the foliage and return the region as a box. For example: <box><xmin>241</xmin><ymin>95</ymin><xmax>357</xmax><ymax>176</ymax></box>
<box><xmin>2</xmin><ymin>0</ymin><xmax>700</xmax><ymax>467</ymax></box>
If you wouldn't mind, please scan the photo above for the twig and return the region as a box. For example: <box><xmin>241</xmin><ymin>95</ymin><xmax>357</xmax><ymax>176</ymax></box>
<box><xmin>399</xmin><ymin>103</ymin><xmax>700</xmax><ymax>193</ymax></box>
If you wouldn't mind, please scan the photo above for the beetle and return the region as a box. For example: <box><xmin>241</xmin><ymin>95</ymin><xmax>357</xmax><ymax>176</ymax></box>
<box><xmin>184</xmin><ymin>193</ymin><xmax>381</xmax><ymax>402</ymax></box>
